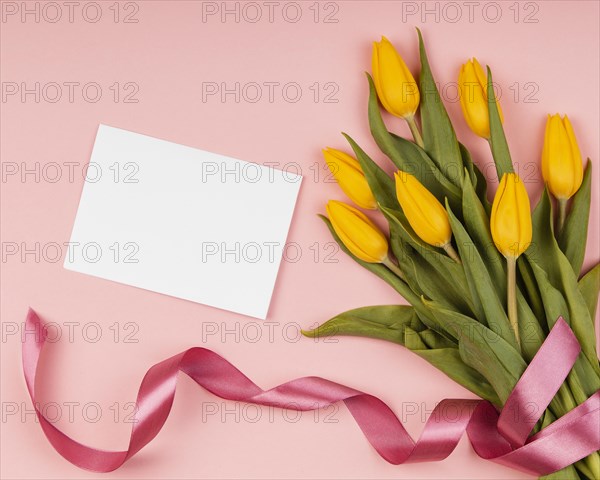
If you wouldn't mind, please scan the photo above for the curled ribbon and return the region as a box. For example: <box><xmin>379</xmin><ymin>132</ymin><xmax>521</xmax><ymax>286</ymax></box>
<box><xmin>22</xmin><ymin>309</ymin><xmax>599</xmax><ymax>475</ymax></box>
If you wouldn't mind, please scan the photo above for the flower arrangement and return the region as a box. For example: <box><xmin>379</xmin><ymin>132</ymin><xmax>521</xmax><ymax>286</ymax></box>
<box><xmin>303</xmin><ymin>30</ymin><xmax>599</xmax><ymax>480</ymax></box>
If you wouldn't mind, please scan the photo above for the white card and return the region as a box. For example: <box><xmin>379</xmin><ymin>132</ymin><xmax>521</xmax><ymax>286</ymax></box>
<box><xmin>65</xmin><ymin>125</ymin><xmax>302</xmax><ymax>319</ymax></box>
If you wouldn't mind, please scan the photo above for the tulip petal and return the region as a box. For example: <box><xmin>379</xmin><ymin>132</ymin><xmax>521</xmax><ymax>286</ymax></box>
<box><xmin>327</xmin><ymin>201</ymin><xmax>388</xmax><ymax>263</ymax></box>
<box><xmin>491</xmin><ymin>173</ymin><xmax>531</xmax><ymax>258</ymax></box>
<box><xmin>541</xmin><ymin>115</ymin><xmax>552</xmax><ymax>183</ymax></box>
<box><xmin>372</xmin><ymin>36</ymin><xmax>419</xmax><ymax>118</ymax></box>
<box><xmin>324</xmin><ymin>148</ymin><xmax>377</xmax><ymax>209</ymax></box>
<box><xmin>395</xmin><ymin>172</ymin><xmax>452</xmax><ymax>247</ymax></box>
<box><xmin>544</xmin><ymin>114</ymin><xmax>583</xmax><ymax>199</ymax></box>
<box><xmin>459</xmin><ymin>59</ymin><xmax>491</xmax><ymax>138</ymax></box>
<box><xmin>563</xmin><ymin>116</ymin><xmax>584</xmax><ymax>195</ymax></box>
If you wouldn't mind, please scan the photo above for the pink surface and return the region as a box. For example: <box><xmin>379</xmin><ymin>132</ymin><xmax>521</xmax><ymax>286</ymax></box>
<box><xmin>1</xmin><ymin>1</ymin><xmax>599</xmax><ymax>479</ymax></box>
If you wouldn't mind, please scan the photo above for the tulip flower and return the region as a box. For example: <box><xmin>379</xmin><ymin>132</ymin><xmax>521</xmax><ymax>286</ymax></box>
<box><xmin>372</xmin><ymin>36</ymin><xmax>423</xmax><ymax>148</ymax></box>
<box><xmin>490</xmin><ymin>173</ymin><xmax>532</xmax><ymax>350</ymax></box>
<box><xmin>542</xmin><ymin>114</ymin><xmax>584</xmax><ymax>233</ymax></box>
<box><xmin>326</xmin><ymin>200</ymin><xmax>404</xmax><ymax>278</ymax></box>
<box><xmin>458</xmin><ymin>58</ymin><xmax>503</xmax><ymax>139</ymax></box>
<box><xmin>323</xmin><ymin>148</ymin><xmax>377</xmax><ymax>210</ymax></box>
<box><xmin>394</xmin><ymin>171</ymin><xmax>460</xmax><ymax>263</ymax></box>
<box><xmin>491</xmin><ymin>173</ymin><xmax>532</xmax><ymax>259</ymax></box>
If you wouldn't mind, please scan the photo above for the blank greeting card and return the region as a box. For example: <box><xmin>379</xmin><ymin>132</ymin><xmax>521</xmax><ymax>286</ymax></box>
<box><xmin>64</xmin><ymin>125</ymin><xmax>302</xmax><ymax>319</ymax></box>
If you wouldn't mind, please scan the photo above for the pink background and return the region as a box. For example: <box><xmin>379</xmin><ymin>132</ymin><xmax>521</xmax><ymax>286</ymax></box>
<box><xmin>1</xmin><ymin>1</ymin><xmax>599</xmax><ymax>478</ymax></box>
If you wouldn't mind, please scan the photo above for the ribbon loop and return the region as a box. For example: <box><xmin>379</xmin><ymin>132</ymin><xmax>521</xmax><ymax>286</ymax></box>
<box><xmin>498</xmin><ymin>317</ymin><xmax>581</xmax><ymax>448</ymax></box>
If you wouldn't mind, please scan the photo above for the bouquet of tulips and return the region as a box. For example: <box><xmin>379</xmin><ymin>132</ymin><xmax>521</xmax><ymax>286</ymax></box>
<box><xmin>303</xmin><ymin>31</ymin><xmax>599</xmax><ymax>479</ymax></box>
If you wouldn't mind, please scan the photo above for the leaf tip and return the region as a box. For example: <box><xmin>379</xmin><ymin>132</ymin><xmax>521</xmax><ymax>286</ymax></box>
<box><xmin>444</xmin><ymin>196</ymin><xmax>452</xmax><ymax>211</ymax></box>
<box><xmin>300</xmin><ymin>328</ymin><xmax>317</xmax><ymax>338</ymax></box>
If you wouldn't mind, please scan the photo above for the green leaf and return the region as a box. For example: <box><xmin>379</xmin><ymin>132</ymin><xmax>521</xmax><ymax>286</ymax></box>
<box><xmin>472</xmin><ymin>162</ymin><xmax>492</xmax><ymax>212</ymax></box>
<box><xmin>516</xmin><ymin>256</ymin><xmax>547</xmax><ymax>329</ymax></box>
<box><xmin>460</xmin><ymin>169</ymin><xmax>504</xmax><ymax>281</ymax></box>
<box><xmin>578</xmin><ymin>263</ymin><xmax>600</xmax><ymax>321</ymax></box>
<box><xmin>302</xmin><ymin>305</ymin><xmax>498</xmax><ymax>405</ymax></box>
<box><xmin>528</xmin><ymin>261</ymin><xmax>570</xmax><ymax>329</ymax></box>
<box><xmin>419</xmin><ymin>329</ymin><xmax>455</xmax><ymax>349</ymax></box>
<box><xmin>569</xmin><ymin>354</ymin><xmax>600</xmax><ymax>402</ymax></box>
<box><xmin>387</xmin><ymin>237</ymin><xmax>425</xmax><ymax>299</ymax></box>
<box><xmin>415</xmin><ymin>348</ymin><xmax>500</xmax><ymax>405</ymax></box>
<box><xmin>446</xmin><ymin>203</ymin><xmax>518</xmax><ymax>349</ymax></box>
<box><xmin>514</xmin><ymin>263</ymin><xmax>546</xmax><ymax>360</ymax></box>
<box><xmin>486</xmin><ymin>67</ymin><xmax>514</xmax><ymax>180</ymax></box>
<box><xmin>342</xmin><ymin>133</ymin><xmax>397</xmax><ymax>209</ymax></box>
<box><xmin>380</xmin><ymin>206</ymin><xmax>475</xmax><ymax>315</ymax></box>
<box><xmin>366</xmin><ymin>72</ymin><xmax>402</xmax><ymax>160</ymax></box>
<box><xmin>388</xmin><ymin>224</ymin><xmax>411</xmax><ymax>274</ymax></box>
<box><xmin>458</xmin><ymin>142</ymin><xmax>477</xmax><ymax>188</ymax></box>
<box><xmin>459</xmin><ymin>143</ymin><xmax>491</xmax><ymax>213</ymax></box>
<box><xmin>406</xmin><ymin>249</ymin><xmax>474</xmax><ymax>315</ymax></box>
<box><xmin>416</xmin><ymin>28</ymin><xmax>463</xmax><ymax>187</ymax></box>
<box><xmin>301</xmin><ymin>305</ymin><xmax>416</xmax><ymax>344</ymax></box>
<box><xmin>526</xmin><ymin>189</ymin><xmax>600</xmax><ymax>375</ymax></box>
<box><xmin>405</xmin><ymin>326</ymin><xmax>428</xmax><ymax>349</ymax></box>
<box><xmin>558</xmin><ymin>161</ymin><xmax>592</xmax><ymax>276</ymax></box>
<box><xmin>528</xmin><ymin>260</ymin><xmax>600</xmax><ymax>420</ymax></box>
<box><xmin>423</xmin><ymin>300</ymin><xmax>526</xmax><ymax>404</ymax></box>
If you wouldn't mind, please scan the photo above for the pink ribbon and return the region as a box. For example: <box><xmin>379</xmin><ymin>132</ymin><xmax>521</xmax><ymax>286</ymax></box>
<box><xmin>22</xmin><ymin>309</ymin><xmax>599</xmax><ymax>475</ymax></box>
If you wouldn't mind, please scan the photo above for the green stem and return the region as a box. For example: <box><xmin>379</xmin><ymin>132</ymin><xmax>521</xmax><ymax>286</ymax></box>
<box><xmin>584</xmin><ymin>451</ymin><xmax>600</xmax><ymax>479</ymax></box>
<box><xmin>577</xmin><ymin>451</ymin><xmax>600</xmax><ymax>479</ymax></box>
<box><xmin>506</xmin><ymin>256</ymin><xmax>521</xmax><ymax>353</ymax></box>
<box><xmin>405</xmin><ymin>115</ymin><xmax>424</xmax><ymax>149</ymax></box>
<box><xmin>382</xmin><ymin>256</ymin><xmax>406</xmax><ymax>281</ymax></box>
<box><xmin>557</xmin><ymin>198</ymin><xmax>568</xmax><ymax>235</ymax></box>
<box><xmin>442</xmin><ymin>243</ymin><xmax>461</xmax><ymax>264</ymax></box>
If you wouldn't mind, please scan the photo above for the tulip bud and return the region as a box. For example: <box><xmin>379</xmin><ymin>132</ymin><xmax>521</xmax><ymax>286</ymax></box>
<box><xmin>323</xmin><ymin>148</ymin><xmax>377</xmax><ymax>210</ymax></box>
<box><xmin>372</xmin><ymin>36</ymin><xmax>420</xmax><ymax>119</ymax></box>
<box><xmin>490</xmin><ymin>173</ymin><xmax>532</xmax><ymax>259</ymax></box>
<box><xmin>542</xmin><ymin>114</ymin><xmax>584</xmax><ymax>200</ymax></box>
<box><xmin>458</xmin><ymin>58</ymin><xmax>503</xmax><ymax>138</ymax></box>
<box><xmin>394</xmin><ymin>171</ymin><xmax>452</xmax><ymax>248</ymax></box>
<box><xmin>326</xmin><ymin>200</ymin><xmax>388</xmax><ymax>263</ymax></box>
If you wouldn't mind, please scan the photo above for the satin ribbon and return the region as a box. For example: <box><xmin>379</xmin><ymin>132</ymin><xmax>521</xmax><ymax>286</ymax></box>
<box><xmin>22</xmin><ymin>309</ymin><xmax>599</xmax><ymax>475</ymax></box>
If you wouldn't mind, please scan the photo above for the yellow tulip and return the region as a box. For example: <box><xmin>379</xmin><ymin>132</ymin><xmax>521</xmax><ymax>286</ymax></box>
<box><xmin>490</xmin><ymin>173</ymin><xmax>532</xmax><ymax>259</ymax></box>
<box><xmin>542</xmin><ymin>114</ymin><xmax>583</xmax><ymax>200</ymax></box>
<box><xmin>372</xmin><ymin>36</ymin><xmax>420</xmax><ymax>119</ymax></box>
<box><xmin>458</xmin><ymin>58</ymin><xmax>503</xmax><ymax>138</ymax></box>
<box><xmin>394</xmin><ymin>171</ymin><xmax>452</xmax><ymax>247</ymax></box>
<box><xmin>326</xmin><ymin>200</ymin><xmax>388</xmax><ymax>263</ymax></box>
<box><xmin>490</xmin><ymin>172</ymin><xmax>532</xmax><ymax>351</ymax></box>
<box><xmin>323</xmin><ymin>148</ymin><xmax>377</xmax><ymax>210</ymax></box>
